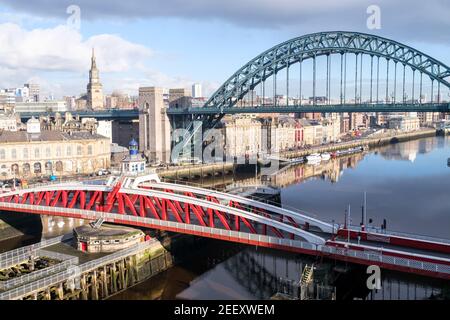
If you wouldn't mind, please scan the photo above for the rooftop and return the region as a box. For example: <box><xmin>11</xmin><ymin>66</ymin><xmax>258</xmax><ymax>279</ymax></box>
<box><xmin>74</xmin><ymin>224</ymin><xmax>143</xmax><ymax>240</ymax></box>
<box><xmin>0</xmin><ymin>130</ymin><xmax>109</xmax><ymax>143</ymax></box>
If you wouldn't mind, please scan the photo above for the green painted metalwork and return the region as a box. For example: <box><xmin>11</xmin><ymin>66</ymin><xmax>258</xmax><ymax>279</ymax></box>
<box><xmin>204</xmin><ymin>31</ymin><xmax>450</xmax><ymax>112</ymax></box>
<box><xmin>167</xmin><ymin>103</ymin><xmax>450</xmax><ymax>115</ymax></box>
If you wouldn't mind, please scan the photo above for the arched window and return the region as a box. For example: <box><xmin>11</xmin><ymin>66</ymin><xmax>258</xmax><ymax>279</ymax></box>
<box><xmin>11</xmin><ymin>164</ymin><xmax>19</xmax><ymax>175</ymax></box>
<box><xmin>34</xmin><ymin>162</ymin><xmax>42</xmax><ymax>174</ymax></box>
<box><xmin>0</xmin><ymin>165</ymin><xmax>7</xmax><ymax>177</ymax></box>
<box><xmin>23</xmin><ymin>163</ymin><xmax>31</xmax><ymax>175</ymax></box>
<box><xmin>55</xmin><ymin>161</ymin><xmax>63</xmax><ymax>172</ymax></box>
<box><xmin>45</xmin><ymin>161</ymin><xmax>52</xmax><ymax>174</ymax></box>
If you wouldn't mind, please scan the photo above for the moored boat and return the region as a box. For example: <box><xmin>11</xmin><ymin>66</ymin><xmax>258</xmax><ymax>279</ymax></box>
<box><xmin>320</xmin><ymin>152</ymin><xmax>331</xmax><ymax>160</ymax></box>
<box><xmin>306</xmin><ymin>153</ymin><xmax>322</xmax><ymax>163</ymax></box>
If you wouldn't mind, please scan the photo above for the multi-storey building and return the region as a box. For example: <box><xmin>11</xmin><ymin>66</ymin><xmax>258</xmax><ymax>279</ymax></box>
<box><xmin>388</xmin><ymin>116</ymin><xmax>420</xmax><ymax>132</ymax></box>
<box><xmin>223</xmin><ymin>116</ymin><xmax>262</xmax><ymax>158</ymax></box>
<box><xmin>0</xmin><ymin>118</ymin><xmax>110</xmax><ymax>180</ymax></box>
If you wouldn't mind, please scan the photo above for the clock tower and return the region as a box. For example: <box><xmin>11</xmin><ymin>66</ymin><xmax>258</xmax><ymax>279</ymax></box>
<box><xmin>87</xmin><ymin>48</ymin><xmax>104</xmax><ymax>109</ymax></box>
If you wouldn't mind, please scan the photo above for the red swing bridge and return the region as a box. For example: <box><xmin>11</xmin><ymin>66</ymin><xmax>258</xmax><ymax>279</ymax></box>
<box><xmin>0</xmin><ymin>175</ymin><xmax>449</xmax><ymax>280</ymax></box>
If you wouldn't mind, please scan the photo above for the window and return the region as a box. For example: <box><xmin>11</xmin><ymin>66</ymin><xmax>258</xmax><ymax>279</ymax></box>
<box><xmin>56</xmin><ymin>146</ymin><xmax>62</xmax><ymax>157</ymax></box>
<box><xmin>66</xmin><ymin>146</ymin><xmax>72</xmax><ymax>156</ymax></box>
<box><xmin>11</xmin><ymin>149</ymin><xmax>16</xmax><ymax>159</ymax></box>
<box><xmin>34</xmin><ymin>148</ymin><xmax>40</xmax><ymax>158</ymax></box>
<box><xmin>55</xmin><ymin>161</ymin><xmax>63</xmax><ymax>172</ymax></box>
<box><xmin>23</xmin><ymin>163</ymin><xmax>30</xmax><ymax>175</ymax></box>
<box><xmin>23</xmin><ymin>148</ymin><xmax>28</xmax><ymax>159</ymax></box>
<box><xmin>34</xmin><ymin>162</ymin><xmax>41</xmax><ymax>174</ymax></box>
<box><xmin>46</xmin><ymin>147</ymin><xmax>51</xmax><ymax>158</ymax></box>
<box><xmin>77</xmin><ymin>146</ymin><xmax>82</xmax><ymax>155</ymax></box>
<box><xmin>87</xmin><ymin>145</ymin><xmax>93</xmax><ymax>155</ymax></box>
<box><xmin>0</xmin><ymin>149</ymin><xmax>5</xmax><ymax>160</ymax></box>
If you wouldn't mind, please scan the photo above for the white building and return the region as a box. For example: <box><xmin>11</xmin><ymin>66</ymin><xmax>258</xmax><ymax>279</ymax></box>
<box><xmin>0</xmin><ymin>113</ymin><xmax>18</xmax><ymax>132</ymax></box>
<box><xmin>388</xmin><ymin>116</ymin><xmax>420</xmax><ymax>132</ymax></box>
<box><xmin>223</xmin><ymin>117</ymin><xmax>262</xmax><ymax>158</ymax></box>
<box><xmin>0</xmin><ymin>89</ymin><xmax>15</xmax><ymax>105</ymax></box>
<box><xmin>24</xmin><ymin>83</ymin><xmax>40</xmax><ymax>102</ymax></box>
<box><xmin>15</xmin><ymin>87</ymin><xmax>30</xmax><ymax>102</ymax></box>
<box><xmin>14</xmin><ymin>101</ymin><xmax>67</xmax><ymax>113</ymax></box>
<box><xmin>192</xmin><ymin>83</ymin><xmax>202</xmax><ymax>98</ymax></box>
<box><xmin>26</xmin><ymin>117</ymin><xmax>41</xmax><ymax>133</ymax></box>
<box><xmin>96</xmin><ymin>120</ymin><xmax>112</xmax><ymax>143</ymax></box>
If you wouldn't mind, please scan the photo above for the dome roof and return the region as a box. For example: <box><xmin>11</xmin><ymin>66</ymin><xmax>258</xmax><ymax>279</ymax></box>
<box><xmin>129</xmin><ymin>138</ymin><xmax>138</xmax><ymax>146</ymax></box>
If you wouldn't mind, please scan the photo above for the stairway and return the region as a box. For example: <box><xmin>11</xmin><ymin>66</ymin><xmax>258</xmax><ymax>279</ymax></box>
<box><xmin>300</xmin><ymin>264</ymin><xmax>314</xmax><ymax>286</ymax></box>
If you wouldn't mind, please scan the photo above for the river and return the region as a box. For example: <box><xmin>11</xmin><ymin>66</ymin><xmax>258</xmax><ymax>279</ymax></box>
<box><xmin>1</xmin><ymin>135</ymin><xmax>449</xmax><ymax>299</ymax></box>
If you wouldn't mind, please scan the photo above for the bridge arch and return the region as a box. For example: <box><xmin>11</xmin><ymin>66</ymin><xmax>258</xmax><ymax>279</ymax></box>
<box><xmin>204</xmin><ymin>31</ymin><xmax>450</xmax><ymax>111</ymax></box>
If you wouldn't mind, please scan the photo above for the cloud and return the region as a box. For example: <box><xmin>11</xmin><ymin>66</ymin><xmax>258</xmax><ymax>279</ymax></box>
<box><xmin>1</xmin><ymin>0</ymin><xmax>450</xmax><ymax>42</ymax></box>
<box><xmin>0</xmin><ymin>22</ymin><xmax>214</xmax><ymax>98</ymax></box>
<box><xmin>0</xmin><ymin>23</ymin><xmax>152</xmax><ymax>73</ymax></box>
<box><xmin>0</xmin><ymin>22</ymin><xmax>155</xmax><ymax>98</ymax></box>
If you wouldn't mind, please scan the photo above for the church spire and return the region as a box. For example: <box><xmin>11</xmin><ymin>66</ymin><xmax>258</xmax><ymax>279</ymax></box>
<box><xmin>87</xmin><ymin>47</ymin><xmax>103</xmax><ymax>109</ymax></box>
<box><xmin>91</xmin><ymin>48</ymin><xmax>97</xmax><ymax>69</ymax></box>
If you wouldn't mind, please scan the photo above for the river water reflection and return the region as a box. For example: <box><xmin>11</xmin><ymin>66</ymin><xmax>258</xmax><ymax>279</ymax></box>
<box><xmin>111</xmin><ymin>135</ymin><xmax>450</xmax><ymax>300</ymax></box>
<box><xmin>279</xmin><ymin>135</ymin><xmax>450</xmax><ymax>238</ymax></box>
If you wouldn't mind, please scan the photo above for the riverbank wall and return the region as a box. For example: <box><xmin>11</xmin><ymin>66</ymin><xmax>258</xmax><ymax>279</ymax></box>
<box><xmin>280</xmin><ymin>128</ymin><xmax>436</xmax><ymax>159</ymax></box>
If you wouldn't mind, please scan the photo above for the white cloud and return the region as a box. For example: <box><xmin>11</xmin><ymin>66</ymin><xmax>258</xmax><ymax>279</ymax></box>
<box><xmin>0</xmin><ymin>22</ymin><xmax>206</xmax><ymax>97</ymax></box>
<box><xmin>0</xmin><ymin>23</ymin><xmax>152</xmax><ymax>73</ymax></box>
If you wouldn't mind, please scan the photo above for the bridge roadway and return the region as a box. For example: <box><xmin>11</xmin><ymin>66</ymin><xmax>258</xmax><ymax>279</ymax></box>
<box><xmin>0</xmin><ymin>179</ymin><xmax>449</xmax><ymax>280</ymax></box>
<box><xmin>17</xmin><ymin>102</ymin><xmax>450</xmax><ymax>121</ymax></box>
<box><xmin>166</xmin><ymin>103</ymin><xmax>450</xmax><ymax>115</ymax></box>
<box><xmin>18</xmin><ymin>109</ymin><xmax>139</xmax><ymax>121</ymax></box>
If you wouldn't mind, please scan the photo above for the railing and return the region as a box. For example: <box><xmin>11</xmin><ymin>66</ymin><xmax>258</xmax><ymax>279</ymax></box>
<box><xmin>0</xmin><ymin>180</ymin><xmax>83</xmax><ymax>195</ymax></box>
<box><xmin>0</xmin><ymin>256</ymin><xmax>79</xmax><ymax>291</ymax></box>
<box><xmin>0</xmin><ymin>253</ymin><xmax>37</xmax><ymax>271</ymax></box>
<box><xmin>349</xmin><ymin>225</ymin><xmax>450</xmax><ymax>245</ymax></box>
<box><xmin>0</xmin><ymin>232</ymin><xmax>73</xmax><ymax>269</ymax></box>
<box><xmin>152</xmin><ymin>180</ymin><xmax>324</xmax><ymax>221</ymax></box>
<box><xmin>0</xmin><ymin>240</ymin><xmax>156</xmax><ymax>300</ymax></box>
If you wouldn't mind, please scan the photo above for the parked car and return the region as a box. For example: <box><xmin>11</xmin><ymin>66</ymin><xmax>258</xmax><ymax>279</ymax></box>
<box><xmin>97</xmin><ymin>169</ymin><xmax>110</xmax><ymax>176</ymax></box>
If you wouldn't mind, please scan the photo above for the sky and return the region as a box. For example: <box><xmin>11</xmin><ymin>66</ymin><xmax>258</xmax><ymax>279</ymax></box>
<box><xmin>0</xmin><ymin>0</ymin><xmax>448</xmax><ymax>99</ymax></box>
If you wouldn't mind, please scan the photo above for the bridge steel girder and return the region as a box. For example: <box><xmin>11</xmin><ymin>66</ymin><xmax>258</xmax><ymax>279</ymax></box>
<box><xmin>0</xmin><ymin>183</ymin><xmax>326</xmax><ymax>245</ymax></box>
<box><xmin>203</xmin><ymin>31</ymin><xmax>450</xmax><ymax>113</ymax></box>
<box><xmin>142</xmin><ymin>181</ymin><xmax>334</xmax><ymax>233</ymax></box>
<box><xmin>167</xmin><ymin>103</ymin><xmax>450</xmax><ymax>115</ymax></box>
